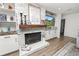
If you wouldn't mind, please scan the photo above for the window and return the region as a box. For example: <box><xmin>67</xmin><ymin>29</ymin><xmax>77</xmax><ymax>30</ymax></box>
<box><xmin>29</xmin><ymin>4</ymin><xmax>41</xmax><ymax>24</ymax></box>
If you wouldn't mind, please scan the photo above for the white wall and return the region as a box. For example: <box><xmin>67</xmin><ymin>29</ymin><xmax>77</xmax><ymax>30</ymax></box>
<box><xmin>55</xmin><ymin>13</ymin><xmax>61</xmax><ymax>38</ymax></box>
<box><xmin>15</xmin><ymin>3</ymin><xmax>28</xmax><ymax>30</ymax></box>
<box><xmin>64</xmin><ymin>13</ymin><xmax>79</xmax><ymax>38</ymax></box>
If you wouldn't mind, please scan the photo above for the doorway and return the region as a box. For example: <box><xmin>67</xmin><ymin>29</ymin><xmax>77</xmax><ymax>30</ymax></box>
<box><xmin>60</xmin><ymin>19</ymin><xmax>65</xmax><ymax>36</ymax></box>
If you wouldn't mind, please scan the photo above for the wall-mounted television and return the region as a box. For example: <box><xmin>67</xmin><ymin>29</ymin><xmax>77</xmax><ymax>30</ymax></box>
<box><xmin>45</xmin><ymin>15</ymin><xmax>55</xmax><ymax>27</ymax></box>
<box><xmin>45</xmin><ymin>15</ymin><xmax>54</xmax><ymax>21</ymax></box>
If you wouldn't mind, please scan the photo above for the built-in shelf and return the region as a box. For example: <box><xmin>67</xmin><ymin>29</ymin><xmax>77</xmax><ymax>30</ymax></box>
<box><xmin>19</xmin><ymin>24</ymin><xmax>46</xmax><ymax>30</ymax></box>
<box><xmin>0</xmin><ymin>8</ymin><xmax>15</xmax><ymax>13</ymax></box>
<box><xmin>0</xmin><ymin>22</ymin><xmax>16</xmax><ymax>27</ymax></box>
<box><xmin>0</xmin><ymin>31</ymin><xmax>17</xmax><ymax>36</ymax></box>
<box><xmin>0</xmin><ymin>21</ymin><xmax>16</xmax><ymax>23</ymax></box>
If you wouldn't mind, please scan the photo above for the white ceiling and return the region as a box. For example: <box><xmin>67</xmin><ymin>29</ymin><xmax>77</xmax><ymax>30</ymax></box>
<box><xmin>38</xmin><ymin>3</ymin><xmax>79</xmax><ymax>15</ymax></box>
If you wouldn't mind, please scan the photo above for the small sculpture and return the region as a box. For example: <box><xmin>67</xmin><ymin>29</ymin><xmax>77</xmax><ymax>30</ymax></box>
<box><xmin>20</xmin><ymin>13</ymin><xmax>23</xmax><ymax>25</ymax></box>
<box><xmin>24</xmin><ymin>15</ymin><xmax>27</xmax><ymax>24</ymax></box>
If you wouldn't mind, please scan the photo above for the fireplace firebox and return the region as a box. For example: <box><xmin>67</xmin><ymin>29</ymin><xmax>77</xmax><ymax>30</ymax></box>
<box><xmin>25</xmin><ymin>32</ymin><xmax>41</xmax><ymax>45</ymax></box>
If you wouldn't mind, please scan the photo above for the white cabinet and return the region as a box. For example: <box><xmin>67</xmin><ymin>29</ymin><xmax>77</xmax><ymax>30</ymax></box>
<box><xmin>0</xmin><ymin>35</ymin><xmax>18</xmax><ymax>55</ymax></box>
<box><xmin>76</xmin><ymin>37</ymin><xmax>79</xmax><ymax>48</ymax></box>
<box><xmin>76</xmin><ymin>31</ymin><xmax>79</xmax><ymax>48</ymax></box>
<box><xmin>45</xmin><ymin>30</ymin><xmax>51</xmax><ymax>40</ymax></box>
<box><xmin>45</xmin><ymin>29</ymin><xmax>56</xmax><ymax>40</ymax></box>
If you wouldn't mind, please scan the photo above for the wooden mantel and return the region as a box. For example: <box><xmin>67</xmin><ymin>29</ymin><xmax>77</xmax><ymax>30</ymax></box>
<box><xmin>19</xmin><ymin>24</ymin><xmax>46</xmax><ymax>30</ymax></box>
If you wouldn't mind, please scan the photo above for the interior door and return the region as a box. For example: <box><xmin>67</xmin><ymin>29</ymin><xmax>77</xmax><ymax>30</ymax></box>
<box><xmin>60</xmin><ymin>19</ymin><xmax>65</xmax><ymax>36</ymax></box>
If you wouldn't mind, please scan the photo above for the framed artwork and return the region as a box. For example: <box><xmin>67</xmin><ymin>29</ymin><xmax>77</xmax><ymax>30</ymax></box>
<box><xmin>0</xmin><ymin>14</ymin><xmax>7</xmax><ymax>22</ymax></box>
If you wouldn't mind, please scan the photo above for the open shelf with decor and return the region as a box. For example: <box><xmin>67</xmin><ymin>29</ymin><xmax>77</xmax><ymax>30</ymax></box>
<box><xmin>0</xmin><ymin>3</ymin><xmax>15</xmax><ymax>23</ymax></box>
<box><xmin>0</xmin><ymin>7</ymin><xmax>15</xmax><ymax>13</ymax></box>
<box><xmin>0</xmin><ymin>3</ymin><xmax>17</xmax><ymax>36</ymax></box>
<box><xmin>0</xmin><ymin>22</ymin><xmax>16</xmax><ymax>35</ymax></box>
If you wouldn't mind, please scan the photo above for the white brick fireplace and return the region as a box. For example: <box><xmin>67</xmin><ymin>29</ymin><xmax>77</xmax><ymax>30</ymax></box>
<box><xmin>18</xmin><ymin>29</ymin><xmax>49</xmax><ymax>56</ymax></box>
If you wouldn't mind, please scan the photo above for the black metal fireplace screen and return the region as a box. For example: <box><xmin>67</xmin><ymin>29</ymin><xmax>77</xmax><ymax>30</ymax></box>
<box><xmin>25</xmin><ymin>32</ymin><xmax>41</xmax><ymax>45</ymax></box>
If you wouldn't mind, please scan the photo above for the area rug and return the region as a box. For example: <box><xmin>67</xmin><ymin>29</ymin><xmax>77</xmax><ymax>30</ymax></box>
<box><xmin>52</xmin><ymin>42</ymin><xmax>79</xmax><ymax>56</ymax></box>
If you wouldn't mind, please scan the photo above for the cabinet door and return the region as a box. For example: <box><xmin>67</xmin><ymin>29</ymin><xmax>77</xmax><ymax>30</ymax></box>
<box><xmin>50</xmin><ymin>30</ymin><xmax>56</xmax><ymax>38</ymax></box>
<box><xmin>0</xmin><ymin>35</ymin><xmax>18</xmax><ymax>55</ymax></box>
<box><xmin>45</xmin><ymin>31</ymin><xmax>50</xmax><ymax>40</ymax></box>
<box><xmin>45</xmin><ymin>30</ymin><xmax>56</xmax><ymax>40</ymax></box>
<box><xmin>0</xmin><ymin>36</ymin><xmax>11</xmax><ymax>55</ymax></box>
<box><xmin>50</xmin><ymin>30</ymin><xmax>54</xmax><ymax>38</ymax></box>
<box><xmin>52</xmin><ymin>30</ymin><xmax>56</xmax><ymax>38</ymax></box>
<box><xmin>76</xmin><ymin>37</ymin><xmax>79</xmax><ymax>48</ymax></box>
<box><xmin>9</xmin><ymin>35</ymin><xmax>18</xmax><ymax>51</ymax></box>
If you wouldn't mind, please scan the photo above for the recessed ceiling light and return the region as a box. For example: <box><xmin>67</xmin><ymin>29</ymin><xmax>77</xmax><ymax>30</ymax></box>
<box><xmin>58</xmin><ymin>8</ymin><xmax>61</xmax><ymax>10</ymax></box>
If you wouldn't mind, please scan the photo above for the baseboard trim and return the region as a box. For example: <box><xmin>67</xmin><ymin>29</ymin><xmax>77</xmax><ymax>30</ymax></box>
<box><xmin>46</xmin><ymin>37</ymin><xmax>57</xmax><ymax>41</ymax></box>
<box><xmin>2</xmin><ymin>50</ymin><xmax>19</xmax><ymax>56</ymax></box>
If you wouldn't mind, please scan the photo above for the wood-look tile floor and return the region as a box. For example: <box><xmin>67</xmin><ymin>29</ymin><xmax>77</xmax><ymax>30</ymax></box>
<box><xmin>5</xmin><ymin>36</ymin><xmax>75</xmax><ymax>56</ymax></box>
<box><xmin>29</xmin><ymin>36</ymin><xmax>74</xmax><ymax>56</ymax></box>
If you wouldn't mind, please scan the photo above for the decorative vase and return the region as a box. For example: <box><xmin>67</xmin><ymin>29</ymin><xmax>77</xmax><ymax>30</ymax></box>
<box><xmin>24</xmin><ymin>15</ymin><xmax>27</xmax><ymax>24</ymax></box>
<box><xmin>20</xmin><ymin>13</ymin><xmax>23</xmax><ymax>25</ymax></box>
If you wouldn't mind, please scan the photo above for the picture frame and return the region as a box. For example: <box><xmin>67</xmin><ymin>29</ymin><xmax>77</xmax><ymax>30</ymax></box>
<box><xmin>0</xmin><ymin>14</ymin><xmax>7</xmax><ymax>22</ymax></box>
